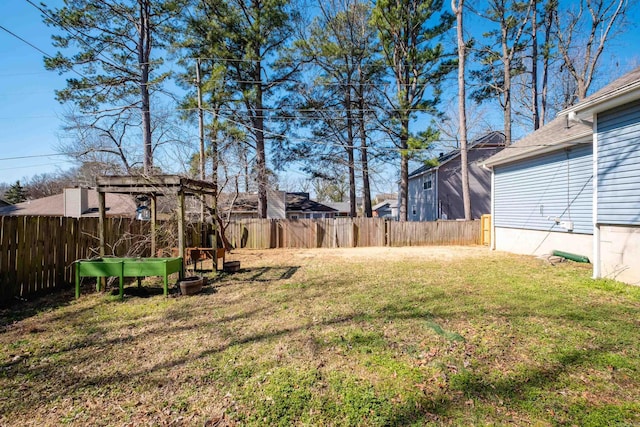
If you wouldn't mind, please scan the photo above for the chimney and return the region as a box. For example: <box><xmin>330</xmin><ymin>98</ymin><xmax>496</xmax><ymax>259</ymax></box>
<box><xmin>64</xmin><ymin>188</ymin><xmax>89</xmax><ymax>218</ymax></box>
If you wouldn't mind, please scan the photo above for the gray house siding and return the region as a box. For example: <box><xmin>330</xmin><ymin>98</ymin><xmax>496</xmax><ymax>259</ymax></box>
<box><xmin>407</xmin><ymin>133</ymin><xmax>505</xmax><ymax>221</ymax></box>
<box><xmin>438</xmin><ymin>148</ymin><xmax>495</xmax><ymax>219</ymax></box>
<box><xmin>494</xmin><ymin>144</ymin><xmax>593</xmax><ymax>234</ymax></box>
<box><xmin>597</xmin><ymin>100</ymin><xmax>640</xmax><ymax>225</ymax></box>
<box><xmin>407</xmin><ymin>171</ymin><xmax>436</xmax><ymax>221</ymax></box>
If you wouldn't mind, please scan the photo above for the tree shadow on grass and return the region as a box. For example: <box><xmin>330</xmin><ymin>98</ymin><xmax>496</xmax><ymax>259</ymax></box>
<box><xmin>384</xmin><ymin>346</ymin><xmax>615</xmax><ymax>425</ymax></box>
<box><xmin>212</xmin><ymin>266</ymin><xmax>299</xmax><ymax>286</ymax></box>
<box><xmin>0</xmin><ymin>290</ymin><xmax>629</xmax><ymax>426</ymax></box>
<box><xmin>0</xmin><ymin>286</ymin><xmax>74</xmax><ymax>329</ymax></box>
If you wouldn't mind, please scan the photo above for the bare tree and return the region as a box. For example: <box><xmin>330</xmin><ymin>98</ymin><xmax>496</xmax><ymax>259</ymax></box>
<box><xmin>452</xmin><ymin>0</ymin><xmax>471</xmax><ymax>220</ymax></box>
<box><xmin>471</xmin><ymin>0</ymin><xmax>533</xmax><ymax>145</ymax></box>
<box><xmin>539</xmin><ymin>0</ymin><xmax>557</xmax><ymax>126</ymax></box>
<box><xmin>555</xmin><ymin>0</ymin><xmax>627</xmax><ymax>102</ymax></box>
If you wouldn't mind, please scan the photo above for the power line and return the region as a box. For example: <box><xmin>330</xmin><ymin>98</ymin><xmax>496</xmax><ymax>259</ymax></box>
<box><xmin>0</xmin><ymin>160</ymin><xmax>74</xmax><ymax>172</ymax></box>
<box><xmin>0</xmin><ymin>24</ymin><xmax>88</xmax><ymax>81</ymax></box>
<box><xmin>0</xmin><ymin>24</ymin><xmax>52</xmax><ymax>59</ymax></box>
<box><xmin>25</xmin><ymin>0</ymin><xmax>164</xmax><ymax>72</ymax></box>
<box><xmin>0</xmin><ymin>153</ymin><xmax>69</xmax><ymax>162</ymax></box>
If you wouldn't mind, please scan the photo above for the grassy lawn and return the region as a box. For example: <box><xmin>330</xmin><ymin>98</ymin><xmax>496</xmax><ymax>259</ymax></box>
<box><xmin>1</xmin><ymin>246</ymin><xmax>639</xmax><ymax>426</ymax></box>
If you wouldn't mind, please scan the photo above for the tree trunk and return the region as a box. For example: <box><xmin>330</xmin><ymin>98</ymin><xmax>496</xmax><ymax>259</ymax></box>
<box><xmin>540</xmin><ymin>0</ymin><xmax>555</xmax><ymax>127</ymax></box>
<box><xmin>196</xmin><ymin>59</ymin><xmax>205</xmax><ymax>223</ymax></box>
<box><xmin>345</xmin><ymin>88</ymin><xmax>357</xmax><ymax>218</ymax></box>
<box><xmin>211</xmin><ymin>115</ymin><xmax>219</xmax><ymax>199</ymax></box>
<box><xmin>399</xmin><ymin>117</ymin><xmax>409</xmax><ymax>222</ymax></box>
<box><xmin>502</xmin><ymin>27</ymin><xmax>512</xmax><ymax>146</ymax></box>
<box><xmin>255</xmin><ymin>60</ymin><xmax>268</xmax><ymax>218</ymax></box>
<box><xmin>139</xmin><ymin>0</ymin><xmax>153</xmax><ymax>175</ymax></box>
<box><xmin>359</xmin><ymin>114</ymin><xmax>372</xmax><ymax>218</ymax></box>
<box><xmin>357</xmin><ymin>73</ymin><xmax>372</xmax><ymax>218</ymax></box>
<box><xmin>531</xmin><ymin>0</ymin><xmax>540</xmax><ymax>131</ymax></box>
<box><xmin>453</xmin><ymin>0</ymin><xmax>471</xmax><ymax>220</ymax></box>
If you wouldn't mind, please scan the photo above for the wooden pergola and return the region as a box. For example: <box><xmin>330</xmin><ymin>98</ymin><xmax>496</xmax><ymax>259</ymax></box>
<box><xmin>95</xmin><ymin>175</ymin><xmax>217</xmax><ymax>275</ymax></box>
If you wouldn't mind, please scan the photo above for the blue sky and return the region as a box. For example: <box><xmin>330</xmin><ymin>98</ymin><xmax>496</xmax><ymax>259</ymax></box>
<box><xmin>0</xmin><ymin>0</ymin><xmax>72</xmax><ymax>183</ymax></box>
<box><xmin>1</xmin><ymin>0</ymin><xmax>639</xmax><ymax>187</ymax></box>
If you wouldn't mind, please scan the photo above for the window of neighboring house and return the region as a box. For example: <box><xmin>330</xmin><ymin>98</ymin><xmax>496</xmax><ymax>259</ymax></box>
<box><xmin>290</xmin><ymin>214</ymin><xmax>299</xmax><ymax>219</ymax></box>
<box><xmin>423</xmin><ymin>178</ymin><xmax>432</xmax><ymax>190</ymax></box>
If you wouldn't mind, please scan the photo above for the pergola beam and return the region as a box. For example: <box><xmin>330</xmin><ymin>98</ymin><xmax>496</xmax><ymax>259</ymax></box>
<box><xmin>96</xmin><ymin>175</ymin><xmax>218</xmax><ymax>280</ymax></box>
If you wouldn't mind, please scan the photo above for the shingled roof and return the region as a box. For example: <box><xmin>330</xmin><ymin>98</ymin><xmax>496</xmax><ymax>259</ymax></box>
<box><xmin>0</xmin><ymin>190</ymin><xmax>136</xmax><ymax>217</ymax></box>
<box><xmin>217</xmin><ymin>192</ymin><xmax>337</xmax><ymax>214</ymax></box>
<box><xmin>409</xmin><ymin>131</ymin><xmax>505</xmax><ymax>177</ymax></box>
<box><xmin>483</xmin><ymin>115</ymin><xmax>592</xmax><ymax>167</ymax></box>
<box><xmin>484</xmin><ymin>66</ymin><xmax>640</xmax><ymax>168</ymax></box>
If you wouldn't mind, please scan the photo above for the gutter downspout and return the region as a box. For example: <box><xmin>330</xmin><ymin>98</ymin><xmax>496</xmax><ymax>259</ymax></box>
<box><xmin>592</xmin><ymin>114</ymin><xmax>601</xmax><ymax>278</ymax></box>
<box><xmin>490</xmin><ymin>168</ymin><xmax>496</xmax><ymax>250</ymax></box>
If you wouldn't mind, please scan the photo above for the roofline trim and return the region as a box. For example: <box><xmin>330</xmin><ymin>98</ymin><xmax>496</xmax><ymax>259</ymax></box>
<box><xmin>558</xmin><ymin>85</ymin><xmax>640</xmax><ymax>119</ymax></box>
<box><xmin>483</xmin><ymin>134</ymin><xmax>592</xmax><ymax>168</ymax></box>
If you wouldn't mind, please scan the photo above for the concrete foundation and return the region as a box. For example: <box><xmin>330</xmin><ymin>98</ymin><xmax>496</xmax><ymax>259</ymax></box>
<box><xmin>599</xmin><ymin>225</ymin><xmax>640</xmax><ymax>285</ymax></box>
<box><xmin>494</xmin><ymin>227</ymin><xmax>592</xmax><ymax>258</ymax></box>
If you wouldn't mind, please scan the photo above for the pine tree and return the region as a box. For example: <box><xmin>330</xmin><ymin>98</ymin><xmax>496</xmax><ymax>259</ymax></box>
<box><xmin>372</xmin><ymin>0</ymin><xmax>456</xmax><ymax>221</ymax></box>
<box><xmin>5</xmin><ymin>181</ymin><xmax>27</xmax><ymax>204</ymax></box>
<box><xmin>42</xmin><ymin>0</ymin><xmax>184</xmax><ymax>175</ymax></box>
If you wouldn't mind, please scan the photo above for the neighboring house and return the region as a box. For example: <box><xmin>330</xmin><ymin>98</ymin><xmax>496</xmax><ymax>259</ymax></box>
<box><xmin>407</xmin><ymin>131</ymin><xmax>506</xmax><ymax>221</ymax></box>
<box><xmin>218</xmin><ymin>191</ymin><xmax>338</xmax><ymax>220</ymax></box>
<box><xmin>0</xmin><ymin>187</ymin><xmax>136</xmax><ymax>218</ymax></box>
<box><xmin>372</xmin><ymin>199</ymin><xmax>398</xmax><ymax>218</ymax></box>
<box><xmin>324</xmin><ymin>201</ymin><xmax>352</xmax><ymax>217</ymax></box>
<box><xmin>484</xmin><ymin>66</ymin><xmax>640</xmax><ymax>285</ymax></box>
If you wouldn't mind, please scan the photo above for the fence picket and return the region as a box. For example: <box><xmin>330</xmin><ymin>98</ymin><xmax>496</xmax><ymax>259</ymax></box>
<box><xmin>1</xmin><ymin>216</ymin><xmax>480</xmax><ymax>305</ymax></box>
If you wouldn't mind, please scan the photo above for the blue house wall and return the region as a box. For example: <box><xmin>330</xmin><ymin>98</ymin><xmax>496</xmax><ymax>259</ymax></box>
<box><xmin>494</xmin><ymin>144</ymin><xmax>593</xmax><ymax>234</ymax></box>
<box><xmin>597</xmin><ymin>100</ymin><xmax>640</xmax><ymax>225</ymax></box>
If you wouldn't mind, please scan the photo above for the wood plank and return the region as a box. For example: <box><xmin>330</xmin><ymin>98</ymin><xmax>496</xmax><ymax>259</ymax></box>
<box><xmin>32</xmin><ymin>217</ymin><xmax>41</xmax><ymax>294</ymax></box>
<box><xmin>55</xmin><ymin>217</ymin><xmax>64</xmax><ymax>286</ymax></box>
<box><xmin>0</xmin><ymin>217</ymin><xmax>10</xmax><ymax>304</ymax></box>
<box><xmin>44</xmin><ymin>218</ymin><xmax>53</xmax><ymax>290</ymax></box>
<box><xmin>15</xmin><ymin>216</ymin><xmax>26</xmax><ymax>297</ymax></box>
<box><xmin>7</xmin><ymin>217</ymin><xmax>18</xmax><ymax>300</ymax></box>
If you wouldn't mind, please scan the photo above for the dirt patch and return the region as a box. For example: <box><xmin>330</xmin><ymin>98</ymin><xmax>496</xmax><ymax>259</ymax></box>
<box><xmin>226</xmin><ymin>245</ymin><xmax>494</xmax><ymax>267</ymax></box>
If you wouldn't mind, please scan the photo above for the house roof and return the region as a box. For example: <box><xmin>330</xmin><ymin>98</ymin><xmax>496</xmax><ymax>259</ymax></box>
<box><xmin>560</xmin><ymin>65</ymin><xmax>640</xmax><ymax>117</ymax></box>
<box><xmin>409</xmin><ymin>131</ymin><xmax>505</xmax><ymax>178</ymax></box>
<box><xmin>324</xmin><ymin>201</ymin><xmax>351</xmax><ymax>213</ymax></box>
<box><xmin>484</xmin><ymin>67</ymin><xmax>640</xmax><ymax>168</ymax></box>
<box><xmin>373</xmin><ymin>193</ymin><xmax>397</xmax><ymax>203</ymax></box>
<box><xmin>372</xmin><ymin>199</ymin><xmax>398</xmax><ymax>211</ymax></box>
<box><xmin>218</xmin><ymin>192</ymin><xmax>337</xmax><ymax>214</ymax></box>
<box><xmin>0</xmin><ymin>190</ymin><xmax>136</xmax><ymax>217</ymax></box>
<box><xmin>286</xmin><ymin>193</ymin><xmax>337</xmax><ymax>213</ymax></box>
<box><xmin>483</xmin><ymin>115</ymin><xmax>592</xmax><ymax>167</ymax></box>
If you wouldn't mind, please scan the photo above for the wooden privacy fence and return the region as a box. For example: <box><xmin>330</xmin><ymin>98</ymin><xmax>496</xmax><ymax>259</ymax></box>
<box><xmin>0</xmin><ymin>216</ymin><xmax>480</xmax><ymax>304</ymax></box>
<box><xmin>0</xmin><ymin>216</ymin><xmax>150</xmax><ymax>305</ymax></box>
<box><xmin>224</xmin><ymin>218</ymin><xmax>480</xmax><ymax>249</ymax></box>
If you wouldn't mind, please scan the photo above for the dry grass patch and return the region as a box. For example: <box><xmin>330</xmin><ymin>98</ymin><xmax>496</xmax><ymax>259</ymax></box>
<box><xmin>1</xmin><ymin>246</ymin><xmax>639</xmax><ymax>426</ymax></box>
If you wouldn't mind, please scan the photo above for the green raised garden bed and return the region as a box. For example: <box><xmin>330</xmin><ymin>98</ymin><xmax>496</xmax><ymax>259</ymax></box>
<box><xmin>75</xmin><ymin>257</ymin><xmax>183</xmax><ymax>299</ymax></box>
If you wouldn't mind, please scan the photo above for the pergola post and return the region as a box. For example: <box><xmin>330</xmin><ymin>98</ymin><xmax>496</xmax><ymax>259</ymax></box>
<box><xmin>177</xmin><ymin>189</ymin><xmax>185</xmax><ymax>277</ymax></box>
<box><xmin>98</xmin><ymin>191</ymin><xmax>106</xmax><ymax>291</ymax></box>
<box><xmin>150</xmin><ymin>194</ymin><xmax>157</xmax><ymax>257</ymax></box>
